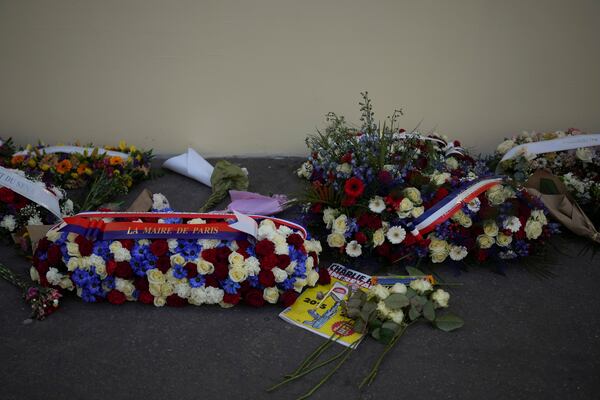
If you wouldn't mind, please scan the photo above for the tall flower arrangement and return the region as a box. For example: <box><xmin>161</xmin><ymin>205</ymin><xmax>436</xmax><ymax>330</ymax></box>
<box><xmin>298</xmin><ymin>93</ymin><xmax>558</xmax><ymax>268</ymax></box>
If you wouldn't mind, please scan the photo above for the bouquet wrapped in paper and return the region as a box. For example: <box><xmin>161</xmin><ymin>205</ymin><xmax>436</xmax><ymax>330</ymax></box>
<box><xmin>30</xmin><ymin>194</ymin><xmax>327</xmax><ymax>308</ymax></box>
<box><xmin>297</xmin><ymin>93</ymin><xmax>559</xmax><ymax>269</ymax></box>
<box><xmin>491</xmin><ymin>129</ymin><xmax>600</xmax><ymax>228</ymax></box>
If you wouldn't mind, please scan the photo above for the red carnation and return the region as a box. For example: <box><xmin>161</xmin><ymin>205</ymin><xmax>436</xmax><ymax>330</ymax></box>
<box><xmin>156</xmin><ymin>256</ymin><xmax>170</xmax><ymax>273</ymax></box>
<box><xmin>184</xmin><ymin>262</ymin><xmax>198</xmax><ymax>278</ymax></box>
<box><xmin>115</xmin><ymin>262</ymin><xmax>133</xmax><ymax>279</ymax></box>
<box><xmin>317</xmin><ymin>268</ymin><xmax>331</xmax><ymax>285</ymax></box>
<box><xmin>344</xmin><ymin>177</ymin><xmax>365</xmax><ymax>198</ymax></box>
<box><xmin>287</xmin><ymin>233</ymin><xmax>304</xmax><ymax>249</ymax></box>
<box><xmin>223</xmin><ymin>292</ymin><xmax>241</xmax><ymax>305</ymax></box>
<box><xmin>277</xmin><ymin>254</ymin><xmax>291</xmax><ymax>269</ymax></box>
<box><xmin>204</xmin><ymin>275</ymin><xmax>219</xmax><ymax>288</ymax></box>
<box><xmin>0</xmin><ymin>187</ymin><xmax>15</xmax><ymax>203</ymax></box>
<box><xmin>107</xmin><ymin>290</ymin><xmax>127</xmax><ymax>305</ymax></box>
<box><xmin>134</xmin><ymin>277</ymin><xmax>149</xmax><ymax>292</ymax></box>
<box><xmin>150</xmin><ymin>240</ymin><xmax>169</xmax><ymax>257</ymax></box>
<box><xmin>340</xmin><ymin>153</ymin><xmax>352</xmax><ymax>163</ymax></box>
<box><xmin>75</xmin><ymin>236</ymin><xmax>93</xmax><ymax>257</ymax></box>
<box><xmin>244</xmin><ymin>288</ymin><xmax>266</xmax><ymax>307</ymax></box>
<box><xmin>477</xmin><ymin>249</ymin><xmax>488</xmax><ymax>263</ymax></box>
<box><xmin>354</xmin><ymin>231</ymin><xmax>367</xmax><ymax>244</ymax></box>
<box><xmin>166</xmin><ymin>294</ymin><xmax>188</xmax><ymax>307</ymax></box>
<box><xmin>119</xmin><ymin>239</ymin><xmax>134</xmax><ymax>250</ymax></box>
<box><xmin>47</xmin><ymin>245</ymin><xmax>62</xmax><ymax>265</ymax></box>
<box><xmin>237</xmin><ymin>240</ymin><xmax>251</xmax><ymax>251</ymax></box>
<box><xmin>213</xmin><ymin>262</ymin><xmax>229</xmax><ymax>280</ymax></box>
<box><xmin>281</xmin><ymin>290</ymin><xmax>299</xmax><ymax>307</ymax></box>
<box><xmin>216</xmin><ymin>247</ymin><xmax>232</xmax><ymax>262</ymax></box>
<box><xmin>138</xmin><ymin>291</ymin><xmax>154</xmax><ymax>304</ymax></box>
<box><xmin>258</xmin><ymin>269</ymin><xmax>275</xmax><ymax>287</ymax></box>
<box><xmin>260</xmin><ymin>254</ymin><xmax>279</xmax><ymax>270</ymax></box>
<box><xmin>36</xmin><ymin>238</ymin><xmax>50</xmax><ymax>253</ymax></box>
<box><xmin>201</xmin><ymin>248</ymin><xmax>218</xmax><ymax>264</ymax></box>
<box><xmin>106</xmin><ymin>260</ymin><xmax>117</xmax><ymax>276</ymax></box>
<box><xmin>255</xmin><ymin>240</ymin><xmax>275</xmax><ymax>257</ymax></box>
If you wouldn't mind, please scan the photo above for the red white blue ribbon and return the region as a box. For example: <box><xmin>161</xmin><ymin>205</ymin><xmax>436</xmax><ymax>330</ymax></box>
<box><xmin>0</xmin><ymin>166</ymin><xmax>62</xmax><ymax>218</ymax></box>
<box><xmin>59</xmin><ymin>211</ymin><xmax>307</xmax><ymax>241</ymax></box>
<box><xmin>407</xmin><ymin>177</ymin><xmax>503</xmax><ymax>238</ymax></box>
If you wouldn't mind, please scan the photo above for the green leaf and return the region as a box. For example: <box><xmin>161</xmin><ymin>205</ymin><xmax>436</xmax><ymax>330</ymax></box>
<box><xmin>406</xmin><ymin>288</ymin><xmax>417</xmax><ymax>299</ymax></box>
<box><xmin>353</xmin><ymin>318</ymin><xmax>366</xmax><ymax>333</ymax></box>
<box><xmin>371</xmin><ymin>327</ymin><xmax>381</xmax><ymax>341</ymax></box>
<box><xmin>405</xmin><ymin>266</ymin><xmax>426</xmax><ymax>276</ymax></box>
<box><xmin>378</xmin><ymin>328</ymin><xmax>395</xmax><ymax>344</ymax></box>
<box><xmin>381</xmin><ymin>321</ymin><xmax>401</xmax><ymax>334</ymax></box>
<box><xmin>368</xmin><ymin>318</ymin><xmax>383</xmax><ymax>330</ymax></box>
<box><xmin>383</xmin><ymin>293</ymin><xmax>409</xmax><ymax>310</ymax></box>
<box><xmin>409</xmin><ymin>306</ymin><xmax>420</xmax><ymax>321</ymax></box>
<box><xmin>539</xmin><ymin>178</ymin><xmax>560</xmax><ymax>195</ymax></box>
<box><xmin>414</xmin><ymin>295</ymin><xmax>427</xmax><ymax>306</ymax></box>
<box><xmin>434</xmin><ymin>313</ymin><xmax>464</xmax><ymax>332</ymax></box>
<box><xmin>360</xmin><ymin>301</ymin><xmax>377</xmax><ymax>322</ymax></box>
<box><xmin>423</xmin><ymin>301</ymin><xmax>435</xmax><ymax>322</ymax></box>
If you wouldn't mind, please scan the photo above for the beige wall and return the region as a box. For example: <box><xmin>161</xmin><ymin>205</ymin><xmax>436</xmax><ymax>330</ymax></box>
<box><xmin>1</xmin><ymin>0</ymin><xmax>599</xmax><ymax>156</ymax></box>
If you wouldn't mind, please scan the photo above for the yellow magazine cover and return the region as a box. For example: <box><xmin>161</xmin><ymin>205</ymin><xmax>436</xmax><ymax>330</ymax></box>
<box><xmin>279</xmin><ymin>263</ymin><xmax>373</xmax><ymax>347</ymax></box>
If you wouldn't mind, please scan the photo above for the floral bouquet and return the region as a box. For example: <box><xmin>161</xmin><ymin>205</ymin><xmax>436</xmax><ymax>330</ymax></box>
<box><xmin>0</xmin><ymin>137</ymin><xmax>15</xmax><ymax>166</ymax></box>
<box><xmin>30</xmin><ymin>194</ymin><xmax>327</xmax><ymax>308</ymax></box>
<box><xmin>9</xmin><ymin>141</ymin><xmax>154</xmax><ymax>210</ymax></box>
<box><xmin>0</xmin><ymin>168</ymin><xmax>74</xmax><ymax>247</ymax></box>
<box><xmin>268</xmin><ymin>269</ymin><xmax>462</xmax><ymax>398</ymax></box>
<box><xmin>297</xmin><ymin>93</ymin><xmax>559</xmax><ymax>269</ymax></box>
<box><xmin>492</xmin><ymin>129</ymin><xmax>600</xmax><ymax>226</ymax></box>
<box><xmin>0</xmin><ymin>262</ymin><xmax>62</xmax><ymax>320</ymax></box>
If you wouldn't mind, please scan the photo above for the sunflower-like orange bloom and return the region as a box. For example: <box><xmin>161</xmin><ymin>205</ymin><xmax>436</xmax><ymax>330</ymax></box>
<box><xmin>109</xmin><ymin>156</ymin><xmax>124</xmax><ymax>166</ymax></box>
<box><xmin>77</xmin><ymin>163</ymin><xmax>88</xmax><ymax>175</ymax></box>
<box><xmin>10</xmin><ymin>155</ymin><xmax>25</xmax><ymax>165</ymax></box>
<box><xmin>56</xmin><ymin>159</ymin><xmax>73</xmax><ymax>174</ymax></box>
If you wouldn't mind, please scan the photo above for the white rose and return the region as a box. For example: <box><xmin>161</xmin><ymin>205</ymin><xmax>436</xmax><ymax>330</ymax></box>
<box><xmin>66</xmin><ymin>242</ymin><xmax>81</xmax><ymax>257</ymax></box>
<box><xmin>430</xmin><ymin>171</ymin><xmax>450</xmax><ymax>186</ymax></box>
<box><xmin>477</xmin><ymin>234</ymin><xmax>495</xmax><ymax>249</ymax></box>
<box><xmin>293</xmin><ymin>278</ymin><xmax>307</xmax><ymax>292</ymax></box>
<box><xmin>170</xmin><ymin>253</ymin><xmax>185</xmax><ymax>267</ymax></box>
<box><xmin>483</xmin><ymin>220</ymin><xmax>499</xmax><ymax>237</ymax></box>
<box><xmin>228</xmin><ymin>267</ymin><xmax>248</xmax><ymax>283</ymax></box>
<box><xmin>46</xmin><ymin>229</ymin><xmax>61</xmax><ymax>242</ymax></box>
<box><xmin>187</xmin><ymin>218</ymin><xmax>207</xmax><ymax>224</ymax></box>
<box><xmin>371</xmin><ymin>284</ymin><xmax>390</xmax><ymax>300</ymax></box>
<box><xmin>327</xmin><ymin>232</ymin><xmax>346</xmax><ymax>248</ymax></box>
<box><xmin>368</xmin><ymin>196</ymin><xmax>386</xmax><ymax>213</ymax></box>
<box><xmin>66</xmin><ymin>257</ymin><xmax>81</xmax><ymax>272</ymax></box>
<box><xmin>411</xmin><ymin>206</ymin><xmax>424</xmax><ymax>218</ymax></box>
<box><xmin>0</xmin><ymin>215</ymin><xmax>16</xmax><ymax>232</ymax></box>
<box><xmin>525</xmin><ymin>219</ymin><xmax>543</xmax><ymax>240</ymax></box>
<box><xmin>147</xmin><ymin>269</ymin><xmax>166</xmax><ymax>285</ymax></box>
<box><xmin>198</xmin><ymin>239</ymin><xmax>220</xmax><ymax>249</ymax></box>
<box><xmin>174</xmin><ymin>283</ymin><xmax>191</xmax><ymax>299</ymax></box>
<box><xmin>403</xmin><ymin>187</ymin><xmax>422</xmax><ymax>205</ymax></box>
<box><xmin>263</xmin><ymin>287</ymin><xmax>280</xmax><ymax>304</ymax></box>
<box><xmin>332</xmin><ymin>214</ymin><xmax>348</xmax><ymax>234</ymax></box>
<box><xmin>336</xmin><ymin>163</ymin><xmax>352</xmax><ymax>174</ymax></box>
<box><xmin>389</xmin><ymin>310</ymin><xmax>405</xmax><ymax>324</ymax></box>
<box><xmin>46</xmin><ymin>267</ymin><xmax>63</xmax><ymax>286</ymax></box>
<box><xmin>399</xmin><ymin>198</ymin><xmax>414</xmax><ymax>212</ymax></box>
<box><xmin>258</xmin><ymin>219</ymin><xmax>277</xmax><ymax>239</ymax></box>
<box><xmin>486</xmin><ymin>185</ymin><xmax>507</xmax><ymax>206</ymax></box>
<box><xmin>228</xmin><ymin>251</ymin><xmax>245</xmax><ymax>268</ymax></box>
<box><xmin>197</xmin><ymin>259</ymin><xmax>215</xmax><ymax>275</ymax></box>
<box><xmin>372</xmin><ymin>229</ymin><xmax>385</xmax><ymax>247</ymax></box>
<box><xmin>59</xmin><ymin>278</ymin><xmax>74</xmax><ymax>290</ymax></box>
<box><xmin>409</xmin><ymin>279</ymin><xmax>432</xmax><ymax>294</ymax></box>
<box><xmin>115</xmin><ymin>278</ymin><xmax>135</xmax><ymax>296</ymax></box>
<box><xmin>153</xmin><ymin>296</ymin><xmax>167</xmax><ymax>307</ymax></box>
<box><xmin>167</xmin><ymin>239</ymin><xmax>179</xmax><ymax>251</ymax></box>
<box><xmin>305</xmin><ymin>256</ymin><xmax>314</xmax><ymax>273</ymax></box>
<box><xmin>151</xmin><ymin>193</ymin><xmax>170</xmax><ymax>210</ymax></box>
<box><xmin>431</xmin><ymin>289</ymin><xmax>450</xmax><ymax>308</ymax></box>
<box><xmin>496</xmin><ymin>232</ymin><xmax>513</xmax><ymax>247</ymax></box>
<box><xmin>431</xmin><ymin>251</ymin><xmax>448</xmax><ymax>263</ymax></box>
<box><xmin>390</xmin><ymin>283</ymin><xmax>407</xmax><ymax>294</ymax></box>
<box><xmin>376</xmin><ymin>301</ymin><xmax>392</xmax><ymax>318</ymax></box>
<box><xmin>530</xmin><ymin>210</ymin><xmax>548</xmax><ymax>225</ymax></box>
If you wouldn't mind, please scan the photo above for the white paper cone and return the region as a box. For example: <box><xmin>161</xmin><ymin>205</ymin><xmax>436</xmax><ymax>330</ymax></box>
<box><xmin>162</xmin><ymin>148</ymin><xmax>214</xmax><ymax>187</ymax></box>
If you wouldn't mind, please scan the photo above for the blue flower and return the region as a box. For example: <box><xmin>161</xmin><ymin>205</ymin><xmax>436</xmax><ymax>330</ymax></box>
<box><xmin>281</xmin><ymin>277</ymin><xmax>296</xmax><ymax>291</ymax></box>
<box><xmin>222</xmin><ymin>278</ymin><xmax>241</xmax><ymax>294</ymax></box>
<box><xmin>248</xmin><ymin>275</ymin><xmax>260</xmax><ymax>288</ymax></box>
<box><xmin>189</xmin><ymin>275</ymin><xmax>206</xmax><ymax>288</ymax></box>
<box><xmin>173</xmin><ymin>264</ymin><xmax>187</xmax><ymax>279</ymax></box>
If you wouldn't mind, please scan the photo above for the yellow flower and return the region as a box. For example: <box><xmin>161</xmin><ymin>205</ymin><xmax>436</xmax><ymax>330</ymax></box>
<box><xmin>129</xmin><ymin>145</ymin><xmax>136</xmax><ymax>152</ymax></box>
<box><xmin>71</xmin><ymin>172</ymin><xmax>79</xmax><ymax>179</ymax></box>
<box><xmin>119</xmin><ymin>140</ymin><xmax>127</xmax><ymax>151</ymax></box>
<box><xmin>41</xmin><ymin>164</ymin><xmax>50</xmax><ymax>171</ymax></box>
<box><xmin>27</xmin><ymin>159</ymin><xmax>37</xmax><ymax>168</ymax></box>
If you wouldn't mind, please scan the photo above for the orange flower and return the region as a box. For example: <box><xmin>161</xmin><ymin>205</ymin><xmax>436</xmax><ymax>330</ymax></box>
<box><xmin>10</xmin><ymin>155</ymin><xmax>24</xmax><ymax>165</ymax></box>
<box><xmin>109</xmin><ymin>156</ymin><xmax>124</xmax><ymax>166</ymax></box>
<box><xmin>77</xmin><ymin>163</ymin><xmax>88</xmax><ymax>175</ymax></box>
<box><xmin>56</xmin><ymin>159</ymin><xmax>73</xmax><ymax>174</ymax></box>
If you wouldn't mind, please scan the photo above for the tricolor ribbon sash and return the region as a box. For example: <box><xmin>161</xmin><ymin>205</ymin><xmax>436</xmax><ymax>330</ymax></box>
<box><xmin>0</xmin><ymin>166</ymin><xmax>62</xmax><ymax>218</ymax></box>
<box><xmin>499</xmin><ymin>133</ymin><xmax>600</xmax><ymax>164</ymax></box>
<box><xmin>59</xmin><ymin>211</ymin><xmax>307</xmax><ymax>241</ymax></box>
<box><xmin>14</xmin><ymin>145</ymin><xmax>130</xmax><ymax>159</ymax></box>
<box><xmin>409</xmin><ymin>177</ymin><xmax>503</xmax><ymax>237</ymax></box>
